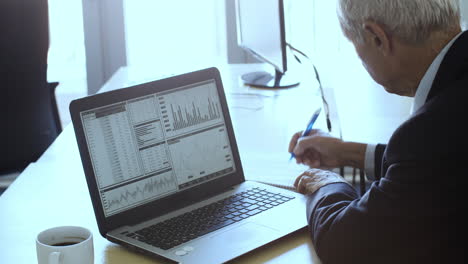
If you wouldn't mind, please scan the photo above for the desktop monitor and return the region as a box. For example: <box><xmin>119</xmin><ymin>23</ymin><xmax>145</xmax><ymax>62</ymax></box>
<box><xmin>236</xmin><ymin>0</ymin><xmax>299</xmax><ymax>88</ymax></box>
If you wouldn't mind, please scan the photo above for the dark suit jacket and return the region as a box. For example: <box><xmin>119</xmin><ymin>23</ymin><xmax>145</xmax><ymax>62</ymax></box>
<box><xmin>306</xmin><ymin>31</ymin><xmax>468</xmax><ymax>264</ymax></box>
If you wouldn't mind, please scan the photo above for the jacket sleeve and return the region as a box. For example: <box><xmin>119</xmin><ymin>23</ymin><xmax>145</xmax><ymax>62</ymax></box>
<box><xmin>306</xmin><ymin>160</ymin><xmax>451</xmax><ymax>264</ymax></box>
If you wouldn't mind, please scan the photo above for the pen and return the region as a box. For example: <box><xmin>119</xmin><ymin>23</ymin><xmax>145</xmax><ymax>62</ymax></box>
<box><xmin>289</xmin><ymin>107</ymin><xmax>322</xmax><ymax>161</ymax></box>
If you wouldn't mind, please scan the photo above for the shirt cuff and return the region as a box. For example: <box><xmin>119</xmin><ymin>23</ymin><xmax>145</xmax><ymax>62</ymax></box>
<box><xmin>365</xmin><ymin>144</ymin><xmax>377</xmax><ymax>180</ymax></box>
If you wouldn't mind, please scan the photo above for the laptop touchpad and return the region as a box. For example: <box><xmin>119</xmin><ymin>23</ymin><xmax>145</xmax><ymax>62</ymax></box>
<box><xmin>209</xmin><ymin>222</ymin><xmax>281</xmax><ymax>250</ymax></box>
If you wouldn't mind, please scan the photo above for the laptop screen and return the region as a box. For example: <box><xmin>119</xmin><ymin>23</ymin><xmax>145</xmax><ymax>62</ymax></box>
<box><xmin>79</xmin><ymin>80</ymin><xmax>236</xmax><ymax>217</ymax></box>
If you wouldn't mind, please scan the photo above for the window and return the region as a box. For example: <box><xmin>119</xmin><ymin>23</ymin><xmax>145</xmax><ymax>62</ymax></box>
<box><xmin>123</xmin><ymin>0</ymin><xmax>226</xmax><ymax>74</ymax></box>
<box><xmin>47</xmin><ymin>0</ymin><xmax>87</xmax><ymax>127</ymax></box>
<box><xmin>47</xmin><ymin>0</ymin><xmax>86</xmax><ymax>86</ymax></box>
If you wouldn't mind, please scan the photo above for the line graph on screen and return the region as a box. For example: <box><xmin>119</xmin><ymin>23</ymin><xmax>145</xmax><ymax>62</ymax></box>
<box><xmin>102</xmin><ymin>171</ymin><xmax>177</xmax><ymax>215</ymax></box>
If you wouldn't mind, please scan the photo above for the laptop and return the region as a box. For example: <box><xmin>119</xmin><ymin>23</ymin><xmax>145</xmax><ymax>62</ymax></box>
<box><xmin>70</xmin><ymin>67</ymin><xmax>307</xmax><ymax>264</ymax></box>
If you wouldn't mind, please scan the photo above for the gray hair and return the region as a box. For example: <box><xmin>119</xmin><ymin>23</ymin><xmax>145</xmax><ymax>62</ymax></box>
<box><xmin>337</xmin><ymin>0</ymin><xmax>461</xmax><ymax>44</ymax></box>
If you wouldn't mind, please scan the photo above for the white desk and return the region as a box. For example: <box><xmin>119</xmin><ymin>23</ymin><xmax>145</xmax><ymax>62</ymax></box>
<box><xmin>0</xmin><ymin>63</ymin><xmax>324</xmax><ymax>264</ymax></box>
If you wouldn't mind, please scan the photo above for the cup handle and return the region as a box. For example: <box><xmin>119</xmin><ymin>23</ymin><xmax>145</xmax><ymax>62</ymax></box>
<box><xmin>49</xmin><ymin>252</ymin><xmax>61</xmax><ymax>264</ymax></box>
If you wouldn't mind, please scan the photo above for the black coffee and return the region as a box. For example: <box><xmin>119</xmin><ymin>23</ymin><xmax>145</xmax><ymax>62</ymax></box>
<box><xmin>51</xmin><ymin>242</ymin><xmax>79</xmax><ymax>246</ymax></box>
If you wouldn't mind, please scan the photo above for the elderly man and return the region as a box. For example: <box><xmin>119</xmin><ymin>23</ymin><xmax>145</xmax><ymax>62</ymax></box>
<box><xmin>289</xmin><ymin>0</ymin><xmax>466</xmax><ymax>263</ymax></box>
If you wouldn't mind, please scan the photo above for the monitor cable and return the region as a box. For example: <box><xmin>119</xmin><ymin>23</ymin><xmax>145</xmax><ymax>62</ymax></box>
<box><xmin>286</xmin><ymin>43</ymin><xmax>332</xmax><ymax>133</ymax></box>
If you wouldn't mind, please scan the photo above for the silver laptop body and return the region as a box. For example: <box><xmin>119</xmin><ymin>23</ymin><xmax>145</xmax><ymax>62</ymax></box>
<box><xmin>70</xmin><ymin>67</ymin><xmax>307</xmax><ymax>264</ymax></box>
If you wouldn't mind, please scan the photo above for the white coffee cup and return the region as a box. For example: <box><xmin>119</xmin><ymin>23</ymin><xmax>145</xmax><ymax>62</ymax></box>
<box><xmin>36</xmin><ymin>226</ymin><xmax>94</xmax><ymax>264</ymax></box>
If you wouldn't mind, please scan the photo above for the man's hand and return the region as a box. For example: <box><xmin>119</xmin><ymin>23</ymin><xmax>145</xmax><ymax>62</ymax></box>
<box><xmin>294</xmin><ymin>168</ymin><xmax>351</xmax><ymax>195</ymax></box>
<box><xmin>288</xmin><ymin>129</ymin><xmax>367</xmax><ymax>170</ymax></box>
<box><xmin>288</xmin><ymin>129</ymin><xmax>345</xmax><ymax>168</ymax></box>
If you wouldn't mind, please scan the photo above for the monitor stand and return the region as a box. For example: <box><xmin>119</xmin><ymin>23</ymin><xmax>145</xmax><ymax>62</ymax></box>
<box><xmin>241</xmin><ymin>69</ymin><xmax>299</xmax><ymax>89</ymax></box>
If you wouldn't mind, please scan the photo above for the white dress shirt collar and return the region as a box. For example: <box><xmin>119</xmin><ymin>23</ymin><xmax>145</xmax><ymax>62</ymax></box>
<box><xmin>365</xmin><ymin>32</ymin><xmax>463</xmax><ymax>181</ymax></box>
<box><xmin>411</xmin><ymin>32</ymin><xmax>463</xmax><ymax>114</ymax></box>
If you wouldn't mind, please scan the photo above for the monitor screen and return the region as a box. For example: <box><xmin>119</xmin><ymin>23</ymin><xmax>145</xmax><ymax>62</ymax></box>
<box><xmin>236</xmin><ymin>0</ymin><xmax>287</xmax><ymax>73</ymax></box>
<box><xmin>79</xmin><ymin>80</ymin><xmax>236</xmax><ymax>217</ymax></box>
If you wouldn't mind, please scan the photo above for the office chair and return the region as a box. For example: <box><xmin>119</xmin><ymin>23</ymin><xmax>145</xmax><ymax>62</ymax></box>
<box><xmin>0</xmin><ymin>0</ymin><xmax>61</xmax><ymax>192</ymax></box>
<box><xmin>0</xmin><ymin>80</ymin><xmax>62</xmax><ymax>185</ymax></box>
<box><xmin>0</xmin><ymin>81</ymin><xmax>62</xmax><ymax>194</ymax></box>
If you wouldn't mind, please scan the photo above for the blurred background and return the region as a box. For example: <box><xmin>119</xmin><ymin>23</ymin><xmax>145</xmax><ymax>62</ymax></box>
<box><xmin>1</xmin><ymin>0</ymin><xmax>467</xmax><ymax>194</ymax></box>
<box><xmin>46</xmin><ymin>0</ymin><xmax>468</xmax><ymax>127</ymax></box>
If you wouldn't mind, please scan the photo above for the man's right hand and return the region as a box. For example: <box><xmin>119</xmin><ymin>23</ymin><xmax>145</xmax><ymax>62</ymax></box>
<box><xmin>288</xmin><ymin>129</ymin><xmax>345</xmax><ymax>168</ymax></box>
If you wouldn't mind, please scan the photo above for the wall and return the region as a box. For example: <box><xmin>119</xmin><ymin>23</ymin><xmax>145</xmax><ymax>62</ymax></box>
<box><xmin>225</xmin><ymin>0</ymin><xmax>259</xmax><ymax>63</ymax></box>
<box><xmin>82</xmin><ymin>0</ymin><xmax>127</xmax><ymax>95</ymax></box>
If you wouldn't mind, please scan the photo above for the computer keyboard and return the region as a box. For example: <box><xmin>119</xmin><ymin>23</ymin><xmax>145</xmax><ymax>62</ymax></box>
<box><xmin>125</xmin><ymin>187</ymin><xmax>295</xmax><ymax>250</ymax></box>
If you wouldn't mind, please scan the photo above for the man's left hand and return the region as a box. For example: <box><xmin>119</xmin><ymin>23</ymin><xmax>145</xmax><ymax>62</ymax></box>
<box><xmin>294</xmin><ymin>168</ymin><xmax>351</xmax><ymax>195</ymax></box>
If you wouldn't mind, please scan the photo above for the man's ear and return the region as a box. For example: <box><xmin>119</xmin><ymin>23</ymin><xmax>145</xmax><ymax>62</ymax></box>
<box><xmin>362</xmin><ymin>21</ymin><xmax>392</xmax><ymax>56</ymax></box>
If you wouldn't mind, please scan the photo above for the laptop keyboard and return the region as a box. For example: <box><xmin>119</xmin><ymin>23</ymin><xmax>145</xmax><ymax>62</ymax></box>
<box><xmin>124</xmin><ymin>187</ymin><xmax>295</xmax><ymax>250</ymax></box>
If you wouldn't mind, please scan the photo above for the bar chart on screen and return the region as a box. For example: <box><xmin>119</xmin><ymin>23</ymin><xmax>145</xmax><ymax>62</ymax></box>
<box><xmin>169</xmin><ymin>97</ymin><xmax>221</xmax><ymax>131</ymax></box>
<box><xmin>157</xmin><ymin>80</ymin><xmax>224</xmax><ymax>138</ymax></box>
